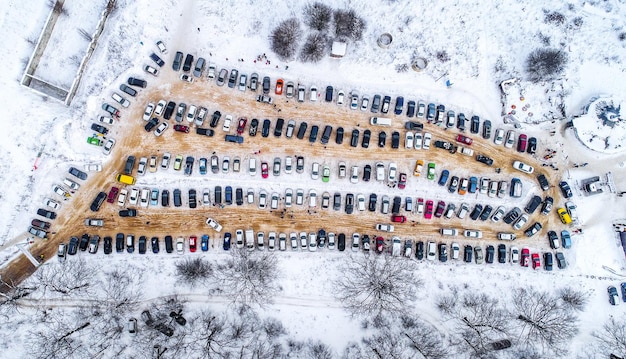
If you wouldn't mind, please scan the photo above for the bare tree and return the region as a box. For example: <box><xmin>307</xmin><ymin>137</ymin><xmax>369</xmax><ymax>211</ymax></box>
<box><xmin>559</xmin><ymin>286</ymin><xmax>589</xmax><ymax>312</ymax></box>
<box><xmin>213</xmin><ymin>249</ymin><xmax>280</xmax><ymax>308</ymax></box>
<box><xmin>437</xmin><ymin>292</ymin><xmax>510</xmax><ymax>355</ymax></box>
<box><xmin>175</xmin><ymin>257</ymin><xmax>213</xmax><ymax>288</ymax></box>
<box><xmin>100</xmin><ymin>266</ymin><xmax>143</xmax><ymax>311</ymax></box>
<box><xmin>34</xmin><ymin>258</ymin><xmax>98</xmax><ymax>298</ymax></box>
<box><xmin>333</xmin><ymin>254</ymin><xmax>421</xmax><ymax>317</ymax></box>
<box><xmin>399</xmin><ymin>316</ymin><xmax>449</xmax><ymax>359</ymax></box>
<box><xmin>591</xmin><ymin>315</ymin><xmax>626</xmax><ymax>358</ymax></box>
<box><xmin>512</xmin><ymin>287</ymin><xmax>579</xmax><ymax>354</ymax></box>
<box><xmin>300</xmin><ymin>33</ymin><xmax>329</xmax><ymax>63</ymax></box>
<box><xmin>333</xmin><ymin>9</ymin><xmax>366</xmax><ymax>41</ymax></box>
<box><xmin>270</xmin><ymin>18</ymin><xmax>303</xmax><ymax>61</ymax></box>
<box><xmin>28</xmin><ymin>310</ymin><xmax>92</xmax><ymax>359</ymax></box>
<box><xmin>0</xmin><ymin>276</ymin><xmax>37</xmax><ymax>318</ymax></box>
<box><xmin>303</xmin><ymin>2</ymin><xmax>333</xmax><ymax>31</ymax></box>
<box><xmin>525</xmin><ymin>48</ymin><xmax>568</xmax><ymax>83</ymax></box>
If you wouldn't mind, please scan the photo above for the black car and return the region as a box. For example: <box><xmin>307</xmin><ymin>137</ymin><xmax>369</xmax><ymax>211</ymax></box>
<box><xmin>297</xmin><ymin>122</ymin><xmax>308</xmax><ymax>139</ymax></box>
<box><xmin>470</xmin><ymin>204</ymin><xmax>483</xmax><ymax>220</ymax></box>
<box><xmin>527</xmin><ymin>137</ymin><xmax>537</xmax><ymax>154</ymax></box>
<box><xmin>119</xmin><ymin>209</ymin><xmax>137</xmax><ymax>217</ymax></box>
<box><xmin>123</xmin><ymin>156</ymin><xmax>135</xmax><ymax>175</ymax></box>
<box><xmin>210</xmin><ymin>111</ymin><xmax>221</xmax><ymax>128</ymax></box>
<box><xmin>115</xmin><ymin>233</ymin><xmax>124</xmax><ymax>252</ymax></box>
<box><xmin>479</xmin><ymin>205</ymin><xmax>493</xmax><ymax>221</ymax></box>
<box><xmin>119</xmin><ymin>84</ymin><xmax>137</xmax><ymax>97</ymax></box>
<box><xmin>274</xmin><ymin>118</ymin><xmax>285</xmax><ymax>137</ymax></box>
<box><xmin>236</xmin><ymin>188</ymin><xmax>243</xmax><ymax>205</ymax></box>
<box><xmin>165</xmin><ymin>235</ymin><xmax>173</xmax><ymax>253</ymax></box>
<box><xmin>68</xmin><ymin>236</ymin><xmax>79</xmax><ymax>255</ymax></box>
<box><xmin>173</xmin><ymin>189</ymin><xmax>182</xmax><ymax>207</ymax></box>
<box><xmin>345</xmin><ymin>194</ymin><xmax>354</xmax><ymax>214</ymax></box>
<box><xmin>172</xmin><ymin>52</ymin><xmax>183</xmax><ymax>71</ymax></box>
<box><xmin>368</xmin><ymin>193</ymin><xmax>377</xmax><ymax>212</ymax></box>
<box><xmin>262</xmin><ymin>119</ymin><xmax>271</xmax><ymax>137</ymax></box>
<box><xmin>90</xmin><ymin>191</ymin><xmax>107</xmax><ymax>212</ymax></box>
<box><xmin>309</xmin><ymin>125</ymin><xmax>319</xmax><ymax>143</ymax></box>
<box><xmin>249</xmin><ymin>118</ymin><xmax>259</xmax><ymax>136</ymax></box>
<box><xmin>223</xmin><ymin>232</ymin><xmax>231</xmax><ymax>250</ymax></box>
<box><xmin>150</xmin><ymin>53</ymin><xmax>165</xmax><ymax>67</ymax></box>
<box><xmin>404</xmin><ymin>121</ymin><xmax>424</xmax><ymax>131</ymax></box>
<box><xmin>438</xmin><ymin>243</ymin><xmax>448</xmax><ymax>262</ymax></box>
<box><xmin>335</xmin><ymin>127</ymin><xmax>344</xmax><ymax>144</ymax></box>
<box><xmin>406</xmin><ymin>101</ymin><xmax>416</xmax><ymax>117</ymax></box>
<box><xmin>37</xmin><ymin>208</ymin><xmax>57</xmax><ymax>220</ymax></box>
<box><xmin>391</xmin><ymin>131</ymin><xmax>400</xmax><ymax>149</ymax></box>
<box><xmin>381</xmin><ymin>96</ymin><xmax>391</xmax><ymax>114</ymax></box>
<box><xmin>416</xmin><ymin>241</ymin><xmax>424</xmax><ymax>260</ymax></box>
<box><xmin>524</xmin><ymin>222</ymin><xmax>543</xmax><ymax>237</ymax></box>
<box><xmin>457</xmin><ymin>113</ymin><xmax>466</xmax><ymax>131</ymax></box>
<box><xmin>196</xmin><ymin>128</ymin><xmax>214</xmax><ymax>136</ymax></box>
<box><xmin>151</xmin><ymin>237</ymin><xmax>160</xmax><ymax>253</ymax></box>
<box><xmin>325</xmin><ymin>86</ymin><xmax>333</xmax><ymax>102</ymax></box>
<box><xmin>559</xmin><ymin>181</ymin><xmax>573</xmax><ymax>198</ymax></box>
<box><xmin>394</xmin><ymin>96</ymin><xmax>404</xmax><ymax>115</ymax></box>
<box><xmin>214</xmin><ymin>186</ymin><xmax>222</xmax><ymax>204</ymax></box>
<box><xmin>537</xmin><ymin>174</ymin><xmax>550</xmax><ymax>191</ymax></box>
<box><xmin>144</xmin><ymin>118</ymin><xmax>159</xmax><ymax>132</ymax></box>
<box><xmin>503</xmin><ymin>207</ymin><xmax>522</xmax><ymax>224</ymax></box>
<box><xmin>497</xmin><ymin>244</ymin><xmax>506</xmax><ymax>263</ymax></box>
<box><xmin>524</xmin><ymin>195</ymin><xmax>542</xmax><ymax>214</ymax></box>
<box><xmin>227</xmin><ymin>69</ymin><xmax>238</xmax><ymax>88</ymax></box>
<box><xmin>262</xmin><ymin>76</ymin><xmax>271</xmax><ymax>94</ymax></box>
<box><xmin>541</xmin><ymin>196</ymin><xmax>553</xmax><ymax>215</ymax></box>
<box><xmin>161</xmin><ymin>189</ymin><xmax>169</xmax><ymax>207</ymax></box>
<box><xmin>127</xmin><ymin>77</ymin><xmax>147</xmax><ymax>88</ymax></box>
<box><xmin>320</xmin><ymin>125</ymin><xmax>332</xmax><ymax>144</ymax></box>
<box><xmin>371</xmin><ymin>95</ymin><xmax>381</xmax><ymax>112</ymax></box>
<box><xmin>189</xmin><ymin>189</ymin><xmax>197</xmax><ymax>208</ymax></box>
<box><xmin>104</xmin><ymin>236</ymin><xmax>113</xmax><ymax>254</ymax></box>
<box><xmin>544</xmin><ymin>253</ymin><xmax>553</xmax><ymax>271</ymax></box>
<box><xmin>464</xmin><ymin>245</ymin><xmax>473</xmax><ymax>263</ymax></box>
<box><xmin>224</xmin><ymin>186</ymin><xmax>232</xmax><ymax>205</ymax></box>
<box><xmin>482</xmin><ymin>120</ymin><xmax>492</xmax><ymax>139</ymax></box>
<box><xmin>361</xmin><ymin>129</ymin><xmax>371</xmax><ymax>148</ymax></box>
<box><xmin>91</xmin><ymin>123</ymin><xmax>108</xmax><ymax>135</ymax></box>
<box><xmin>350</xmin><ymin>129</ymin><xmax>359</xmax><ymax>147</ymax></box>
<box><xmin>164</xmin><ymin>101</ymin><xmax>176</xmax><ymax>120</ymax></box>
<box><xmin>363</xmin><ymin>165</ymin><xmax>371</xmax><ymax>182</ymax></box>
<box><xmin>475</xmin><ymin>155</ymin><xmax>494</xmax><ymax>166</ymax></box>
<box><xmin>470</xmin><ymin>115</ymin><xmax>480</xmax><ymax>133</ymax></box>
<box><xmin>184</xmin><ymin>156</ymin><xmax>194</xmax><ymax>176</ymax></box>
<box><xmin>337</xmin><ymin>233</ymin><xmax>346</xmax><ymax>251</ymax></box>
<box><xmin>378</xmin><ymin>131</ymin><xmax>386</xmax><ymax>147</ymax></box>
<box><xmin>182</xmin><ymin>54</ymin><xmax>194</xmax><ymax>72</ymax></box>
<box><xmin>79</xmin><ymin>234</ymin><xmax>89</xmax><ymax>251</ymax></box>
<box><xmin>485</xmin><ymin>245</ymin><xmax>495</xmax><ymax>264</ymax></box>
<box><xmin>138</xmin><ymin>236</ymin><xmax>147</xmax><ymax>254</ymax></box>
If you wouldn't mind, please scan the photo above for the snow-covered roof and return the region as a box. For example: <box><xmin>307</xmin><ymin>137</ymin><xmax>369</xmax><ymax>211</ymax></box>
<box><xmin>330</xmin><ymin>41</ymin><xmax>346</xmax><ymax>58</ymax></box>
<box><xmin>572</xmin><ymin>96</ymin><xmax>626</xmax><ymax>154</ymax></box>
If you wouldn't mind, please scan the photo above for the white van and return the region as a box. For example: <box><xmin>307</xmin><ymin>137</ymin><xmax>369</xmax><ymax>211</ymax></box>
<box><xmin>440</xmin><ymin>228</ymin><xmax>459</xmax><ymax>236</ymax></box>
<box><xmin>249</xmin><ymin>158</ymin><xmax>257</xmax><ymax>176</ymax></box>
<box><xmin>370</xmin><ymin>117</ymin><xmax>392</xmax><ymax>126</ymax></box>
<box><xmin>245</xmin><ymin>229</ymin><xmax>255</xmax><ymax>251</ymax></box>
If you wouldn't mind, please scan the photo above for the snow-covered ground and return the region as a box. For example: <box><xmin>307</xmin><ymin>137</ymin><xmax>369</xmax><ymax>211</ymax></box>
<box><xmin>1</xmin><ymin>0</ymin><xmax>626</xmax><ymax>357</ymax></box>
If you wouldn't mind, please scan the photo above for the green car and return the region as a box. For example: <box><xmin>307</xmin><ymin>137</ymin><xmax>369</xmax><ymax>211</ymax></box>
<box><xmin>322</xmin><ymin>165</ymin><xmax>330</xmax><ymax>183</ymax></box>
<box><xmin>427</xmin><ymin>162</ymin><xmax>436</xmax><ymax>180</ymax></box>
<box><xmin>87</xmin><ymin>136</ymin><xmax>102</xmax><ymax>146</ymax></box>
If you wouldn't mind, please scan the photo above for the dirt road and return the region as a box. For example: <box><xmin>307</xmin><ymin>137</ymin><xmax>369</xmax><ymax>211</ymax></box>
<box><xmin>0</xmin><ymin>69</ymin><xmax>567</xmax><ymax>292</ymax></box>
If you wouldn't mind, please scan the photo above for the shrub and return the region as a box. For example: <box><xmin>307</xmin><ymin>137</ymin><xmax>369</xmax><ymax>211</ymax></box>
<box><xmin>333</xmin><ymin>9</ymin><xmax>366</xmax><ymax>41</ymax></box>
<box><xmin>270</xmin><ymin>18</ymin><xmax>303</xmax><ymax>61</ymax></box>
<box><xmin>299</xmin><ymin>33</ymin><xmax>328</xmax><ymax>63</ymax></box>
<box><xmin>526</xmin><ymin>48</ymin><xmax>568</xmax><ymax>83</ymax></box>
<box><xmin>303</xmin><ymin>2</ymin><xmax>332</xmax><ymax>31</ymax></box>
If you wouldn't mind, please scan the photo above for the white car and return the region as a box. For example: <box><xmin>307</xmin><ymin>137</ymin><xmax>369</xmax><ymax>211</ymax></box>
<box><xmin>417</xmin><ymin>102</ymin><xmax>426</xmax><ymax>118</ymax></box>
<box><xmin>44</xmin><ymin>198</ymin><xmax>61</xmax><ymax>210</ymax></box>
<box><xmin>504</xmin><ymin>130</ymin><xmax>516</xmax><ymax>148</ymax></box>
<box><xmin>268</xmin><ymin>232</ymin><xmax>276</xmax><ymax>251</ymax></box>
<box><xmin>137</xmin><ymin>157</ymin><xmax>148</xmax><ymax>175</ymax></box>
<box><xmin>494</xmin><ymin>128</ymin><xmax>505</xmax><ymax>145</ymax></box>
<box><xmin>257</xmin><ymin>232</ymin><xmax>265</xmax><ymax>251</ymax></box>
<box><xmin>62</xmin><ymin>178</ymin><xmax>80</xmax><ymax>190</ymax></box>
<box><xmin>414</xmin><ymin>133</ymin><xmax>422</xmax><ymax>150</ymax></box>
<box><xmin>375</xmin><ymin>162</ymin><xmax>385</xmax><ymax>181</ymax></box>
<box><xmin>202</xmin><ymin>189</ymin><xmax>211</xmax><ymax>206</ymax></box>
<box><xmin>285</xmin><ymin>189</ymin><xmax>293</xmax><ymax>207</ymax></box>
<box><xmin>426</xmin><ymin>241</ymin><xmax>436</xmax><ymax>260</ymax></box>
<box><xmin>154</xmin><ymin>122</ymin><xmax>168</xmax><ymax>136</ymax></box>
<box><xmin>350</xmin><ymin>92</ymin><xmax>359</xmax><ymax>109</ymax></box>
<box><xmin>423</xmin><ymin>132</ymin><xmax>432</xmax><ymax>150</ymax></box>
<box><xmin>207</xmin><ymin>65</ymin><xmax>216</xmax><ymax>79</ymax></box>
<box><xmin>128</xmin><ymin>188</ymin><xmax>139</xmax><ymax>205</ymax></box>
<box><xmin>235</xmin><ymin>230</ymin><xmax>244</xmax><ymax>249</ymax></box>
<box><xmin>336</xmin><ymin>90</ymin><xmax>345</xmax><ymax>105</ymax></box>
<box><xmin>206</xmin><ymin>218</ymin><xmax>223</xmax><ymax>232</ymax></box>
<box><xmin>270</xmin><ymin>192</ymin><xmax>279</xmax><ymax>209</ymax></box>
<box><xmin>357</xmin><ymin>194</ymin><xmax>366</xmax><ymax>211</ymax></box>
<box><xmin>180</xmin><ymin>73</ymin><xmax>194</xmax><ymax>83</ymax></box>
<box><xmin>296</xmin><ymin>189</ymin><xmax>304</xmax><ymax>205</ymax></box>
<box><xmin>451</xmin><ymin>243</ymin><xmax>460</xmax><ymax>260</ymax></box>
<box><xmin>308</xmin><ymin>189</ymin><xmax>317</xmax><ymax>207</ymax></box>
<box><xmin>388</xmin><ymin>162</ymin><xmax>397</xmax><ymax>182</ymax></box>
<box><xmin>84</xmin><ymin>164</ymin><xmax>102</xmax><ymax>172</ymax></box>
<box><xmin>154</xmin><ymin>100</ymin><xmax>166</xmax><ymax>116</ymax></box>
<box><xmin>310</xmin><ymin>86</ymin><xmax>318</xmax><ymax>101</ymax></box>
<box><xmin>513</xmin><ymin>214</ymin><xmax>529</xmax><ymax>230</ymax></box>
<box><xmin>247</xmin><ymin>188</ymin><xmax>255</xmax><ymax>204</ymax></box>
<box><xmin>143</xmin><ymin>103</ymin><xmax>155</xmax><ymax>120</ymax></box>
<box><xmin>156</xmin><ymin>40</ymin><xmax>167</xmax><ymax>54</ymax></box>
<box><xmin>161</xmin><ymin>152</ymin><xmax>171</xmax><ymax>169</ymax></box>
<box><xmin>565</xmin><ymin>201</ymin><xmax>579</xmax><ymax>223</ymax></box>
<box><xmin>512</xmin><ymin>160</ymin><xmax>534</xmax><ymax>174</ymax></box>
<box><xmin>361</xmin><ymin>96</ymin><xmax>369</xmax><ymax>111</ymax></box>
<box><xmin>223</xmin><ymin>115</ymin><xmax>232</xmax><ymax>132</ymax></box>
<box><xmin>308</xmin><ymin>233</ymin><xmax>317</xmax><ymax>251</ymax></box>
<box><xmin>103</xmin><ymin>138</ymin><xmax>115</xmax><ymax>155</ymax></box>
<box><xmin>351</xmin><ymin>233</ymin><xmax>360</xmax><ymax>251</ymax></box>
<box><xmin>258</xmin><ymin>190</ymin><xmax>267</xmax><ymax>209</ymax></box>
<box><xmin>176</xmin><ymin>237</ymin><xmax>184</xmax><ymax>254</ymax></box>
<box><xmin>464</xmin><ymin>230</ymin><xmax>483</xmax><ymax>239</ymax></box>
<box><xmin>238</xmin><ymin>74</ymin><xmax>247</xmax><ymax>91</ymax></box>
<box><xmin>111</xmin><ymin>92</ymin><xmax>130</xmax><ymax>108</ymax></box>
<box><xmin>144</xmin><ymin>65</ymin><xmax>158</xmax><ymax>76</ymax></box>
<box><xmin>511</xmin><ymin>246</ymin><xmax>520</xmax><ymax>263</ymax></box>
<box><xmin>186</xmin><ymin>105</ymin><xmax>197</xmax><ymax>123</ymax></box>
<box><xmin>350</xmin><ymin>166</ymin><xmax>359</xmax><ymax>184</ymax></box>
<box><xmin>311</xmin><ymin>162</ymin><xmax>320</xmax><ymax>180</ymax></box>
<box><xmin>98</xmin><ymin>116</ymin><xmax>114</xmax><ymax>125</ymax></box>
<box><xmin>140</xmin><ymin>188</ymin><xmax>149</xmax><ymax>207</ymax></box>
<box><xmin>405</xmin><ymin>132</ymin><xmax>414</xmax><ymax>149</ymax></box>
<box><xmin>117</xmin><ymin>189</ymin><xmax>127</xmax><ymax>206</ymax></box>
<box><xmin>375</xmin><ymin>223</ymin><xmax>395</xmax><ymax>232</ymax></box>
<box><xmin>85</xmin><ymin>218</ymin><xmax>104</xmax><ymax>227</ymax></box>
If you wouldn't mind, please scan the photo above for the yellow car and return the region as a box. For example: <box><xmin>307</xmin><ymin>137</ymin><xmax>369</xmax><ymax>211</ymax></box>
<box><xmin>557</xmin><ymin>207</ymin><xmax>572</xmax><ymax>224</ymax></box>
<box><xmin>414</xmin><ymin>160</ymin><xmax>424</xmax><ymax>176</ymax></box>
<box><xmin>173</xmin><ymin>155</ymin><xmax>184</xmax><ymax>171</ymax></box>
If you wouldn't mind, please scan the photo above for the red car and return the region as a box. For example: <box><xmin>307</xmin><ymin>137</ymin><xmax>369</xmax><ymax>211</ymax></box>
<box><xmin>424</xmin><ymin>200</ymin><xmax>434</xmax><ymax>219</ymax></box>
<box><xmin>517</xmin><ymin>134</ymin><xmax>527</xmax><ymax>153</ymax></box>
<box><xmin>521</xmin><ymin>248</ymin><xmax>530</xmax><ymax>267</ymax></box>
<box><xmin>532</xmin><ymin>253</ymin><xmax>540</xmax><ymax>269</ymax></box>
<box><xmin>391</xmin><ymin>215</ymin><xmax>406</xmax><ymax>223</ymax></box>
<box><xmin>456</xmin><ymin>134</ymin><xmax>473</xmax><ymax>145</ymax></box>
<box><xmin>261</xmin><ymin>162</ymin><xmax>269</xmax><ymax>178</ymax></box>
<box><xmin>375</xmin><ymin>236</ymin><xmax>384</xmax><ymax>253</ymax></box>
<box><xmin>174</xmin><ymin>124</ymin><xmax>190</xmax><ymax>133</ymax></box>
<box><xmin>189</xmin><ymin>236</ymin><xmax>197</xmax><ymax>252</ymax></box>
<box><xmin>107</xmin><ymin>186</ymin><xmax>119</xmax><ymax>203</ymax></box>
<box><xmin>434</xmin><ymin>200</ymin><xmax>446</xmax><ymax>218</ymax></box>
<box><xmin>236</xmin><ymin>117</ymin><xmax>247</xmax><ymax>135</ymax></box>
<box><xmin>275</xmin><ymin>79</ymin><xmax>284</xmax><ymax>95</ymax></box>
<box><xmin>398</xmin><ymin>173</ymin><xmax>407</xmax><ymax>189</ymax></box>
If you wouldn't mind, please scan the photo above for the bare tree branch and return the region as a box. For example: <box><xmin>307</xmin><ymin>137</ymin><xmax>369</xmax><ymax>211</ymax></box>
<box><xmin>592</xmin><ymin>315</ymin><xmax>626</xmax><ymax>358</ymax></box>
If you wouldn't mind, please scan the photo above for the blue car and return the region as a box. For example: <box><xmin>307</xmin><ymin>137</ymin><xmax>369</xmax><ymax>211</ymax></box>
<box><xmin>561</xmin><ymin>230</ymin><xmax>571</xmax><ymax>249</ymax></box>
<box><xmin>223</xmin><ymin>232</ymin><xmax>231</xmax><ymax>250</ymax></box>
<box><xmin>621</xmin><ymin>283</ymin><xmax>626</xmax><ymax>302</ymax></box>
<box><xmin>468</xmin><ymin>176</ymin><xmax>478</xmax><ymax>193</ymax></box>
<box><xmin>426</xmin><ymin>103</ymin><xmax>436</xmax><ymax>121</ymax></box>
<box><xmin>201</xmin><ymin>235</ymin><xmax>209</xmax><ymax>252</ymax></box>
<box><xmin>199</xmin><ymin>158</ymin><xmax>207</xmax><ymax>175</ymax></box>
<box><xmin>438</xmin><ymin>170</ymin><xmax>450</xmax><ymax>186</ymax></box>
<box><xmin>608</xmin><ymin>286</ymin><xmax>619</xmax><ymax>305</ymax></box>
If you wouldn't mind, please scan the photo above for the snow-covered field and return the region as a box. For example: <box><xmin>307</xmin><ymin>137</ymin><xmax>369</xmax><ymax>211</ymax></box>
<box><xmin>1</xmin><ymin>0</ymin><xmax>626</xmax><ymax>357</ymax></box>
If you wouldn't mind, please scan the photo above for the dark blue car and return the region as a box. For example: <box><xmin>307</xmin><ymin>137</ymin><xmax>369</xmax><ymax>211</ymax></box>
<box><xmin>394</xmin><ymin>96</ymin><xmax>404</xmax><ymax>115</ymax></box>
<box><xmin>438</xmin><ymin>170</ymin><xmax>450</xmax><ymax>186</ymax></box>
<box><xmin>223</xmin><ymin>232</ymin><xmax>231</xmax><ymax>250</ymax></box>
